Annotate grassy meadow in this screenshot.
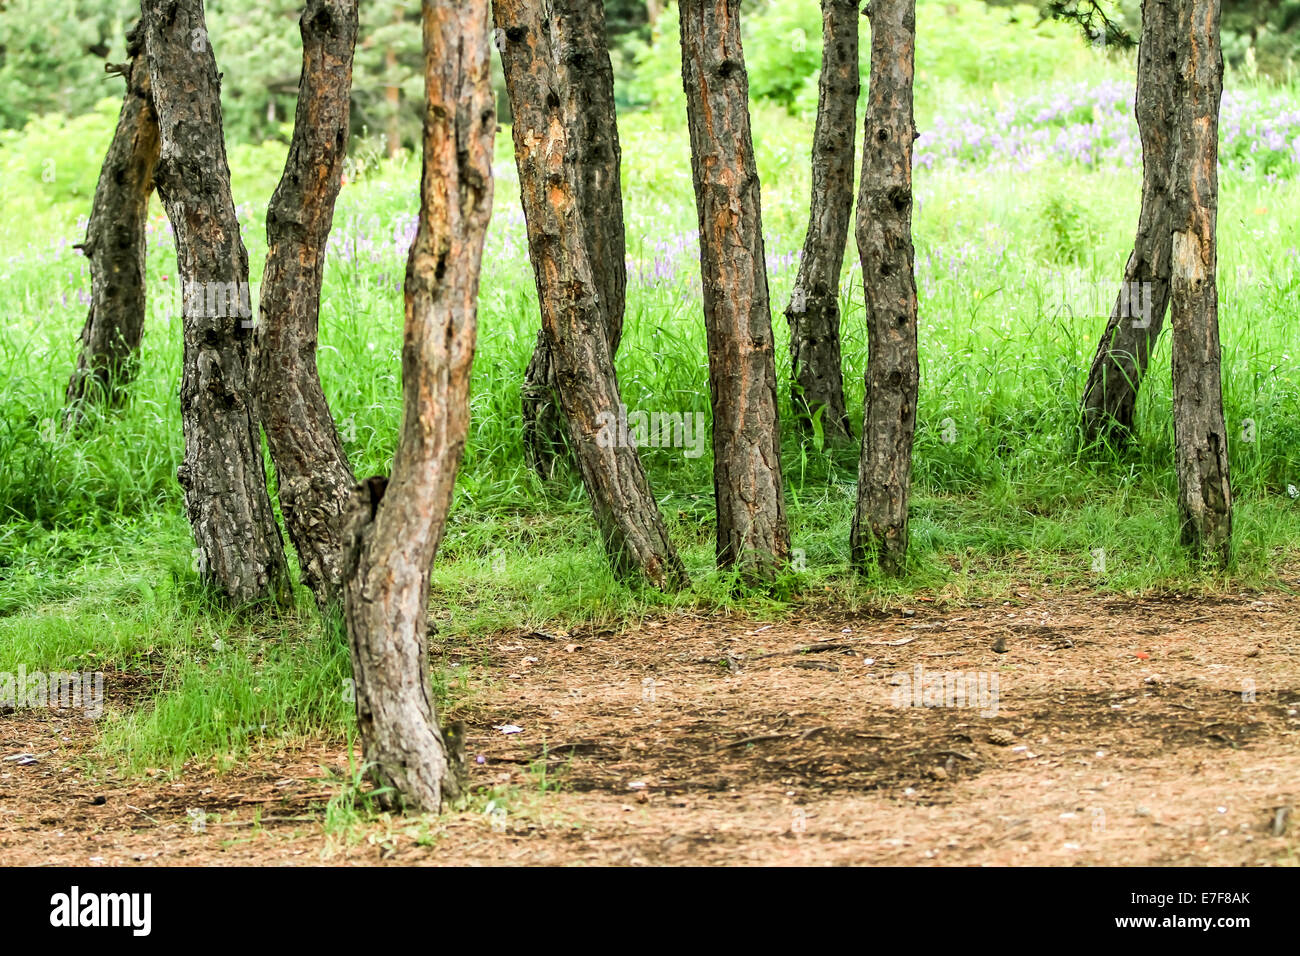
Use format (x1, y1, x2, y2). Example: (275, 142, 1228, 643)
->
(1, 0, 1299, 771)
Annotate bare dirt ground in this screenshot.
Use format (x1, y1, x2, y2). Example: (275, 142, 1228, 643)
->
(3, 588, 1299, 866)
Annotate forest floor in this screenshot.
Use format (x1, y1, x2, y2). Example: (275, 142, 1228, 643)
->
(3, 586, 1300, 866)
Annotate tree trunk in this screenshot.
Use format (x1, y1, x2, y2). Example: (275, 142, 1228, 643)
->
(141, 0, 291, 606)
(495, 0, 688, 590)
(785, 0, 858, 443)
(850, 0, 918, 576)
(65, 23, 159, 420)
(679, 0, 789, 579)
(1169, 0, 1231, 563)
(518, 0, 627, 481)
(342, 0, 495, 812)
(253, 0, 358, 611)
(1080, 0, 1178, 444)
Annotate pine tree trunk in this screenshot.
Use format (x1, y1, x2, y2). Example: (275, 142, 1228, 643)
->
(65, 24, 159, 420)
(1170, 0, 1232, 563)
(495, 0, 688, 590)
(679, 0, 789, 579)
(518, 0, 627, 481)
(1079, 0, 1178, 444)
(850, 0, 918, 576)
(785, 0, 858, 443)
(342, 0, 495, 812)
(141, 0, 291, 606)
(253, 0, 358, 610)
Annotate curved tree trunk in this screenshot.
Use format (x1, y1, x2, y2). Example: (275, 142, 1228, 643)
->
(65, 23, 159, 421)
(518, 0, 627, 481)
(850, 0, 918, 576)
(495, 0, 687, 591)
(141, 0, 291, 606)
(785, 0, 858, 443)
(1170, 0, 1231, 563)
(679, 0, 789, 579)
(342, 0, 495, 812)
(253, 0, 358, 610)
(1079, 0, 1178, 445)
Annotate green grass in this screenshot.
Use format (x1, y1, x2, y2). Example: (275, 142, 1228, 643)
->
(2, 5, 1299, 772)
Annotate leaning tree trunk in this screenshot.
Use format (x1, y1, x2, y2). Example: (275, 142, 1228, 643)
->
(495, 0, 687, 590)
(342, 0, 495, 812)
(518, 0, 627, 480)
(850, 0, 918, 576)
(141, 0, 291, 606)
(1169, 0, 1231, 563)
(1080, 0, 1178, 444)
(784, 0, 858, 443)
(680, 0, 790, 579)
(65, 23, 159, 420)
(253, 0, 358, 610)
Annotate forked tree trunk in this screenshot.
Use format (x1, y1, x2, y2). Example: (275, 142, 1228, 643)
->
(518, 0, 627, 480)
(141, 0, 291, 606)
(679, 0, 789, 578)
(342, 0, 495, 812)
(785, 0, 858, 443)
(65, 23, 159, 420)
(1169, 0, 1231, 563)
(495, 0, 687, 590)
(850, 0, 918, 576)
(253, 0, 358, 610)
(1080, 0, 1178, 444)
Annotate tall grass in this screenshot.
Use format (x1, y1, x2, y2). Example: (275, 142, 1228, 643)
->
(2, 11, 1299, 767)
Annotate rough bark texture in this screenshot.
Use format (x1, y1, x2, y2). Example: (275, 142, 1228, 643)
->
(495, 0, 687, 590)
(1080, 0, 1178, 444)
(65, 24, 159, 419)
(141, 0, 291, 606)
(518, 0, 627, 480)
(679, 0, 789, 578)
(850, 0, 918, 576)
(1169, 0, 1232, 563)
(342, 0, 495, 812)
(785, 0, 858, 443)
(253, 0, 358, 610)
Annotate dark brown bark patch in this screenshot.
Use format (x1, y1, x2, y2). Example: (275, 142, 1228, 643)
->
(65, 23, 159, 420)
(785, 0, 858, 443)
(1169, 0, 1232, 564)
(496, 0, 688, 591)
(253, 0, 359, 610)
(850, 0, 918, 576)
(518, 0, 628, 480)
(142, 0, 291, 606)
(1080, 0, 1178, 445)
(342, 0, 496, 812)
(679, 0, 790, 579)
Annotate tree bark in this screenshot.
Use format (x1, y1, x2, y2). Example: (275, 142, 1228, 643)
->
(1169, 0, 1231, 563)
(495, 0, 687, 590)
(679, 0, 789, 579)
(65, 23, 159, 420)
(342, 0, 495, 812)
(253, 0, 358, 611)
(785, 0, 857, 443)
(1079, 0, 1178, 444)
(518, 0, 627, 481)
(850, 0, 918, 576)
(141, 0, 291, 606)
